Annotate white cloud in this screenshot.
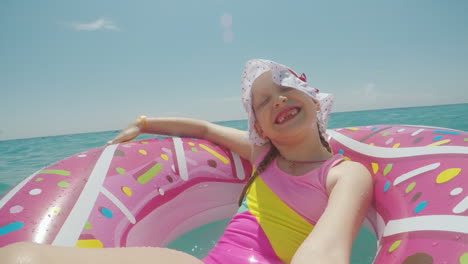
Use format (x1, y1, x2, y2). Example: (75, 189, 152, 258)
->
(364, 83, 375, 96)
(70, 18, 119, 31)
(223, 31, 233, 43)
(220, 13, 233, 43)
(220, 13, 232, 28)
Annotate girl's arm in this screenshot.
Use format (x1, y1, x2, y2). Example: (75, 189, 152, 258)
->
(291, 161, 373, 264)
(107, 116, 254, 162)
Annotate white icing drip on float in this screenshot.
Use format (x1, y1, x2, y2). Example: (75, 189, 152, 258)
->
(101, 187, 136, 224)
(173, 137, 189, 181)
(52, 144, 118, 247)
(232, 151, 246, 180)
(393, 163, 440, 186)
(326, 130, 468, 158)
(383, 215, 468, 237)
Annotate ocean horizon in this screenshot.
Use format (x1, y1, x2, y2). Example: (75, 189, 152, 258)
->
(2, 103, 467, 142)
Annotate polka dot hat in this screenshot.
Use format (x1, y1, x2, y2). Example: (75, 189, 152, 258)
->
(241, 59, 334, 146)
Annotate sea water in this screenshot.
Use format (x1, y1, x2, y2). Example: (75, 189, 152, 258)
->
(1, 103, 467, 262)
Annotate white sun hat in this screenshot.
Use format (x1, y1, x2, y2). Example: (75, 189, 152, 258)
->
(241, 59, 334, 146)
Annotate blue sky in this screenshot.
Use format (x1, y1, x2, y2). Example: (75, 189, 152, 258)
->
(1, 0, 467, 140)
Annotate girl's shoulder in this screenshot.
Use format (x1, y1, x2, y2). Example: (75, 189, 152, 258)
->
(326, 160, 371, 194)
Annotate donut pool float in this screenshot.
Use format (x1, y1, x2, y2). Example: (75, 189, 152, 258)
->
(0, 125, 467, 264)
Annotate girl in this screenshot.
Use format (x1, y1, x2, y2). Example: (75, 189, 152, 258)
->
(2, 59, 372, 264)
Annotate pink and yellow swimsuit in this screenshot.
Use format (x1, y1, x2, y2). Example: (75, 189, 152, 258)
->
(203, 151, 344, 264)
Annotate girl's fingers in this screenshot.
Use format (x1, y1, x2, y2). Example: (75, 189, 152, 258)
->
(107, 127, 139, 146)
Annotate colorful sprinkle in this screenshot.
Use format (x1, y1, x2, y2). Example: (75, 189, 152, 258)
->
(385, 138, 394, 145)
(433, 130, 460, 135)
(38, 170, 70, 176)
(453, 196, 468, 214)
(338, 149, 344, 155)
(76, 239, 103, 248)
(388, 240, 401, 252)
(121, 186, 132, 197)
(369, 143, 375, 146)
(157, 138, 165, 141)
(436, 168, 461, 183)
(100, 207, 113, 219)
(77, 154, 87, 158)
(402, 253, 433, 264)
(114, 150, 125, 156)
(397, 128, 405, 133)
(199, 144, 229, 164)
(405, 182, 416, 193)
(451, 187, 463, 196)
(433, 136, 443, 141)
(141, 141, 149, 144)
(136, 163, 163, 185)
(345, 127, 358, 130)
(84, 221, 92, 230)
(161, 154, 168, 160)
(166, 175, 173, 183)
(208, 160, 217, 168)
(383, 181, 391, 192)
(29, 188, 42, 195)
(464, 138, 468, 142)
(410, 192, 422, 202)
(383, 164, 393, 176)
(382, 132, 390, 137)
(394, 163, 441, 186)
(371, 127, 378, 130)
(343, 156, 351, 161)
(411, 129, 425, 136)
(9, 205, 23, 214)
(35, 178, 43, 182)
(139, 149, 147, 155)
(460, 252, 468, 264)
(0, 222, 24, 236)
(414, 201, 428, 213)
(427, 139, 451, 146)
(48, 206, 61, 215)
(371, 163, 379, 174)
(57, 181, 69, 188)
(116, 167, 126, 174)
(159, 188, 165, 195)
(191, 148, 198, 152)
(188, 142, 195, 146)
(413, 137, 423, 144)
(392, 143, 400, 148)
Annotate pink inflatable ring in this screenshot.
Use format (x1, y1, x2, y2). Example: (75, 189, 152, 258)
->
(0, 124, 467, 264)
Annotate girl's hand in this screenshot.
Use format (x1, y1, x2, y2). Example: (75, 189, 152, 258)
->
(106, 116, 146, 145)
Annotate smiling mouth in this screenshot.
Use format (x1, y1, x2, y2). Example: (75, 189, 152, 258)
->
(275, 107, 301, 124)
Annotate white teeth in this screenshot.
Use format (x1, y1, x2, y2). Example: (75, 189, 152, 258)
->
(277, 108, 298, 124)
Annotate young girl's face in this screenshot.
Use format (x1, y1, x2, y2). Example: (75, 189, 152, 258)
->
(251, 71, 320, 143)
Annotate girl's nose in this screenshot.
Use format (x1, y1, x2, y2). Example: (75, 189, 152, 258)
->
(274, 95, 288, 108)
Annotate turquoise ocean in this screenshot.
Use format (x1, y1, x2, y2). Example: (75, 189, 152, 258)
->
(1, 103, 467, 262)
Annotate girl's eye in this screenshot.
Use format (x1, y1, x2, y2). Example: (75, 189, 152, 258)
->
(257, 97, 270, 109)
(280, 87, 293, 93)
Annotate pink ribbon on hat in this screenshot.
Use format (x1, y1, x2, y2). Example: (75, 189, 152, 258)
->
(288, 69, 307, 82)
(288, 69, 320, 94)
